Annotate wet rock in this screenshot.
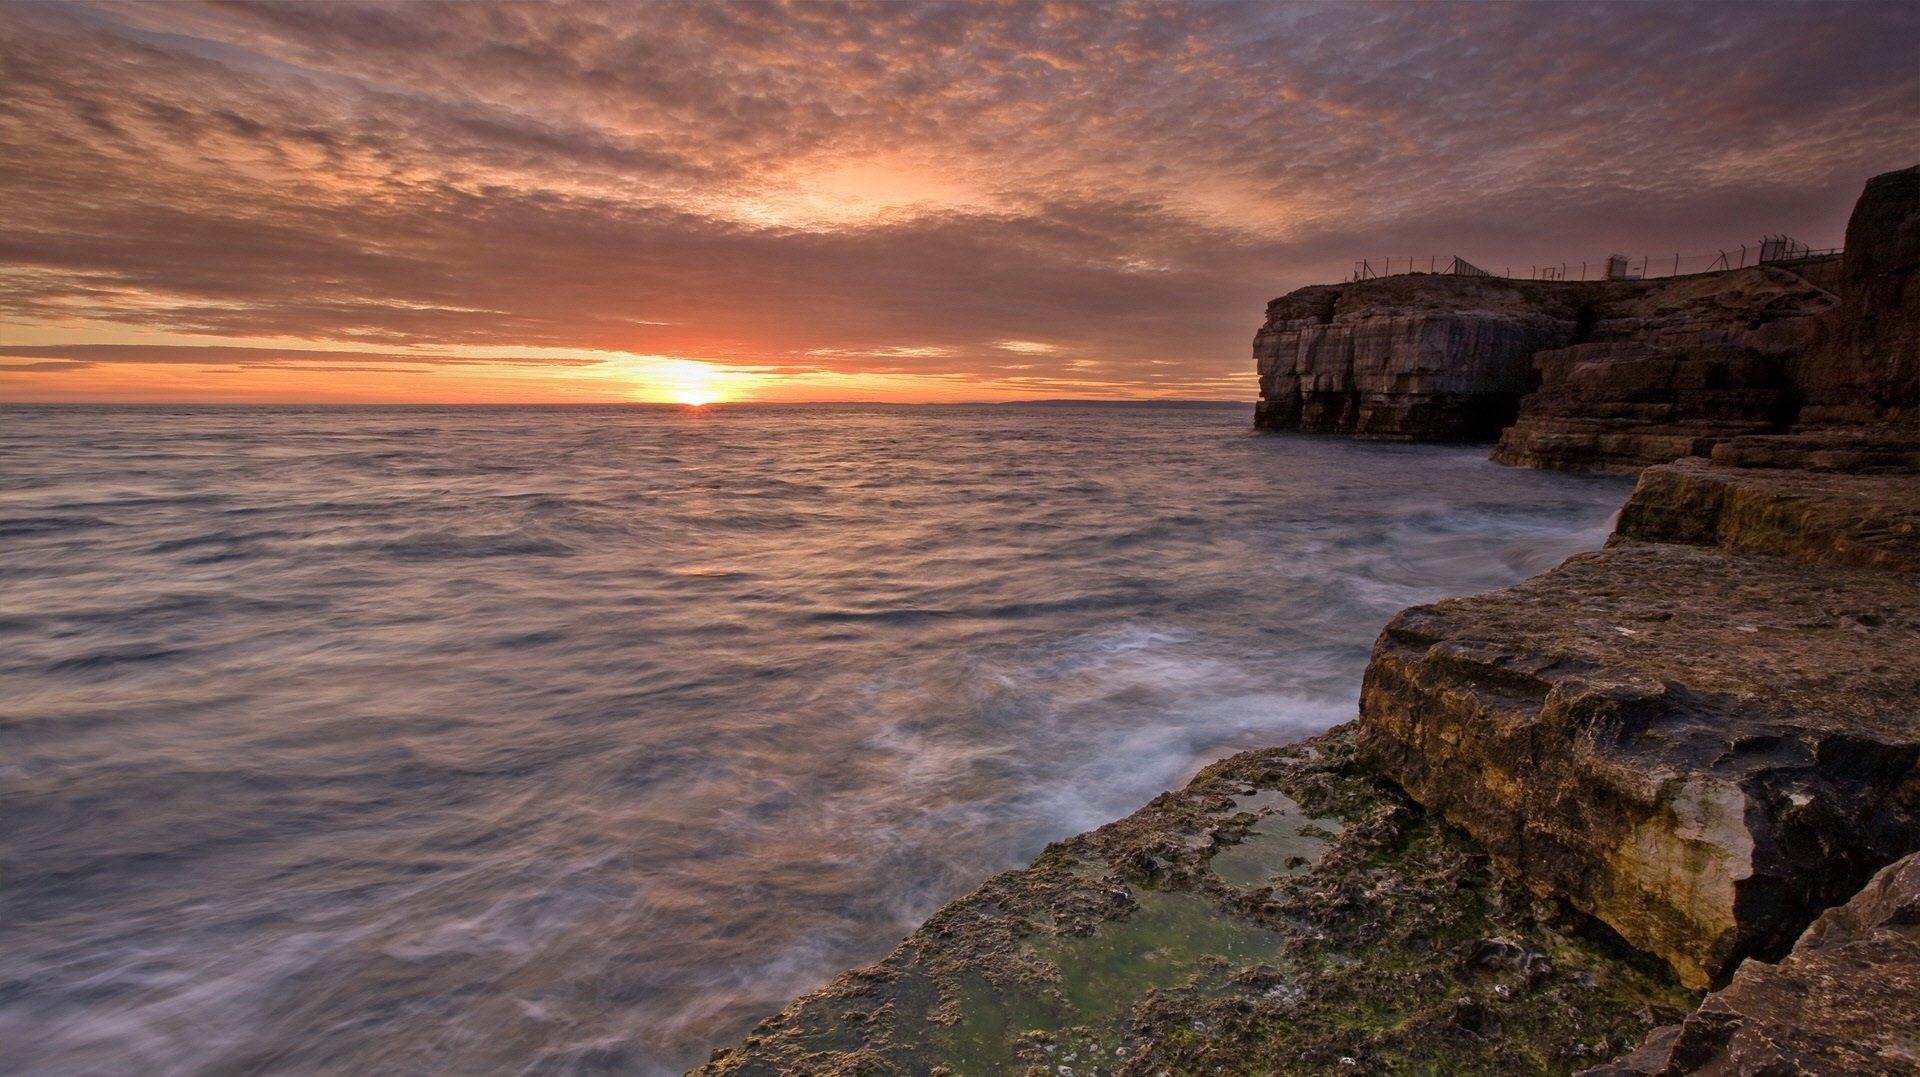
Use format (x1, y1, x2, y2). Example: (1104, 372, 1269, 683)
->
(694, 728, 1693, 1076)
(1357, 542, 1920, 989)
(1584, 852, 1920, 1076)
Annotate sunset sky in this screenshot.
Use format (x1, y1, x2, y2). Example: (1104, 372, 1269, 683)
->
(3, 1, 1917, 404)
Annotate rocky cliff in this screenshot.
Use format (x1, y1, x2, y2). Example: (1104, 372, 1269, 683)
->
(1252, 276, 1580, 440)
(1797, 165, 1920, 425)
(1252, 268, 1836, 457)
(1489, 265, 1837, 471)
(1258, 163, 1920, 474)
(699, 168, 1920, 1075)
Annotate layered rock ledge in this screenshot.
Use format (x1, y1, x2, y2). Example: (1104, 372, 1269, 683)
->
(1357, 540, 1920, 989)
(1354, 426, 1920, 1070)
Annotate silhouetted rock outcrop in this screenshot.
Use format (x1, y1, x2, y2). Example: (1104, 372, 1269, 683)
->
(1257, 163, 1920, 472)
(1796, 164, 1920, 425)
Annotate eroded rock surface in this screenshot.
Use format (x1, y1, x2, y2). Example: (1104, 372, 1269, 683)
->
(1796, 164, 1920, 425)
(1487, 267, 1838, 471)
(696, 728, 1695, 1076)
(1585, 852, 1920, 1076)
(1357, 543, 1920, 990)
(1253, 267, 1837, 450)
(1612, 451, 1920, 572)
(1252, 276, 1575, 440)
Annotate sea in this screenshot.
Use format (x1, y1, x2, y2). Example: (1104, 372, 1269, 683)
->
(0, 403, 1634, 1076)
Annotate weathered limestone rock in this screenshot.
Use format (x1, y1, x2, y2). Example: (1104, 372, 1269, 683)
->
(1488, 268, 1839, 471)
(1254, 296, 1572, 440)
(1612, 453, 1920, 573)
(1584, 852, 1920, 1075)
(1796, 164, 1920, 425)
(1252, 275, 1595, 440)
(1490, 342, 1794, 472)
(1254, 266, 1838, 452)
(1357, 543, 1920, 989)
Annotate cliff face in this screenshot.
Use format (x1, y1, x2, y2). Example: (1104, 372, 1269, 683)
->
(1253, 277, 1580, 440)
(1254, 311, 1566, 440)
(1795, 164, 1920, 425)
(1490, 268, 1838, 471)
(1253, 268, 1836, 456)
(1256, 163, 1919, 472)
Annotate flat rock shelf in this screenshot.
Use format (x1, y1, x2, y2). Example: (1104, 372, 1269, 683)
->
(695, 728, 1696, 1076)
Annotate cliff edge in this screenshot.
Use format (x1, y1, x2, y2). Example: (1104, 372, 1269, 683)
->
(1255, 163, 1920, 474)
(696, 166, 1920, 1075)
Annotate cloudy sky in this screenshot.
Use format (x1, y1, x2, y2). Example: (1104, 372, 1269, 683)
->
(2, 0, 1916, 403)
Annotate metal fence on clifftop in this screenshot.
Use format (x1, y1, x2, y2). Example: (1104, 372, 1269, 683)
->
(1350, 236, 1841, 283)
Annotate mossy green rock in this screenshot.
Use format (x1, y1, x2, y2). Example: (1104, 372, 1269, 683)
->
(695, 728, 1693, 1075)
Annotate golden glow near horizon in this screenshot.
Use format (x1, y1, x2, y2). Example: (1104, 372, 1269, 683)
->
(2, 3, 1914, 404)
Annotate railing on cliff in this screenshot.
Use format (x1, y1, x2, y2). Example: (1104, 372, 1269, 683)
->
(1350, 236, 1841, 283)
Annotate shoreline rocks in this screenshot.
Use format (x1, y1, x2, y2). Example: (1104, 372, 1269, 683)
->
(1356, 536, 1920, 990)
(694, 730, 1696, 1076)
(1582, 852, 1920, 1076)
(695, 163, 1920, 1074)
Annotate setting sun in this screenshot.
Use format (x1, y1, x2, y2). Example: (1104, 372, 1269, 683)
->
(625, 356, 745, 406)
